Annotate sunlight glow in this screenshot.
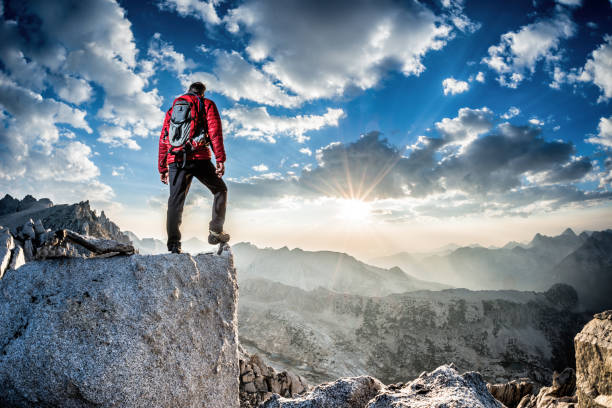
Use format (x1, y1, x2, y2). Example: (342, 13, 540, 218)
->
(337, 199, 372, 221)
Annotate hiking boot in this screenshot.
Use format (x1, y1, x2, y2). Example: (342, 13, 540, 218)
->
(208, 229, 230, 245)
(168, 243, 182, 254)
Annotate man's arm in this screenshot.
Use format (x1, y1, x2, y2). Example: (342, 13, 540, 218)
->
(205, 99, 226, 165)
(158, 108, 172, 183)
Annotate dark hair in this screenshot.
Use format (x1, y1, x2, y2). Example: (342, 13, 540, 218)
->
(188, 82, 206, 95)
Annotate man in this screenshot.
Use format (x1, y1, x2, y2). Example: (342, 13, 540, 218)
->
(158, 82, 229, 254)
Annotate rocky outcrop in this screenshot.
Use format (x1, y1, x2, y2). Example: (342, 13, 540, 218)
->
(0, 252, 239, 408)
(574, 310, 612, 408)
(0, 198, 130, 245)
(240, 278, 588, 385)
(261, 375, 383, 408)
(516, 368, 576, 408)
(488, 378, 538, 408)
(239, 347, 309, 408)
(368, 365, 502, 408)
(261, 364, 501, 408)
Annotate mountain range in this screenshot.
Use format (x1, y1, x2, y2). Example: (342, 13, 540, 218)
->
(369, 228, 610, 312)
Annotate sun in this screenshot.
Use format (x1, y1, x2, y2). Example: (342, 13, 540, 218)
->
(337, 199, 371, 221)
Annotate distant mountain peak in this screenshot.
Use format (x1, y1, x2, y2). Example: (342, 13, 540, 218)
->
(562, 228, 576, 236)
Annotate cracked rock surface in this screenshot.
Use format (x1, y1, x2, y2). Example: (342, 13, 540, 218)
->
(0, 252, 239, 408)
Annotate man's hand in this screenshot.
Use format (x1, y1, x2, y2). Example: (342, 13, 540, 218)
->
(216, 162, 225, 177)
(160, 172, 168, 184)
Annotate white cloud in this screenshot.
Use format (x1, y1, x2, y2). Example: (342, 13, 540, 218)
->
(0, 0, 165, 151)
(575, 35, 612, 102)
(555, 0, 582, 6)
(157, 0, 221, 24)
(51, 75, 94, 105)
(435, 107, 493, 147)
(501, 106, 520, 119)
(183, 51, 301, 108)
(470, 71, 485, 83)
(112, 166, 126, 177)
(252, 164, 269, 172)
(148, 33, 195, 76)
(299, 147, 312, 156)
(98, 125, 141, 150)
(587, 116, 612, 148)
(442, 77, 469, 95)
(223, 0, 453, 101)
(223, 105, 345, 143)
(483, 11, 576, 88)
(529, 118, 544, 126)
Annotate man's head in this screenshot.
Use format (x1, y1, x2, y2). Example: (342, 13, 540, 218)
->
(188, 82, 206, 96)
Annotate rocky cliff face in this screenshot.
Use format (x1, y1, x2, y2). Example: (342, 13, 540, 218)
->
(239, 278, 588, 385)
(574, 310, 612, 408)
(0, 251, 239, 408)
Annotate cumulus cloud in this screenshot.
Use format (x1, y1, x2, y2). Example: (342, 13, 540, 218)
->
(223, 105, 345, 143)
(0, 0, 164, 153)
(183, 51, 302, 108)
(0, 0, 167, 205)
(148, 33, 196, 76)
(299, 147, 312, 156)
(98, 125, 142, 150)
(434, 107, 493, 147)
(157, 0, 221, 24)
(222, 0, 453, 101)
(587, 115, 612, 148)
(483, 11, 576, 88)
(575, 35, 612, 102)
(442, 77, 469, 95)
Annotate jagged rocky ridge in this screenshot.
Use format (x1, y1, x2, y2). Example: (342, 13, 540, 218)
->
(0, 195, 130, 244)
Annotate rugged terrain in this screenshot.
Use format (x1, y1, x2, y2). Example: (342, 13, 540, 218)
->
(240, 279, 588, 385)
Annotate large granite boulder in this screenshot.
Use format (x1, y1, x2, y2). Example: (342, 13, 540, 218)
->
(575, 310, 612, 408)
(0, 252, 239, 408)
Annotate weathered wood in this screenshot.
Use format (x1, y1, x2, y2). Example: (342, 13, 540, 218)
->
(60, 229, 135, 255)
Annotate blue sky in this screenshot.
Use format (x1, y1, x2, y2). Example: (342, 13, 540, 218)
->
(0, 0, 611, 256)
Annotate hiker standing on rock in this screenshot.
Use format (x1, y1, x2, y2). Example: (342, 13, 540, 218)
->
(158, 82, 230, 254)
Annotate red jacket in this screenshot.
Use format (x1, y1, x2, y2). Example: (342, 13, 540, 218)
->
(158, 95, 226, 174)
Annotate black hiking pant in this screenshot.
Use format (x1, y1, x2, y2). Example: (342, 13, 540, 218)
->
(167, 160, 227, 249)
